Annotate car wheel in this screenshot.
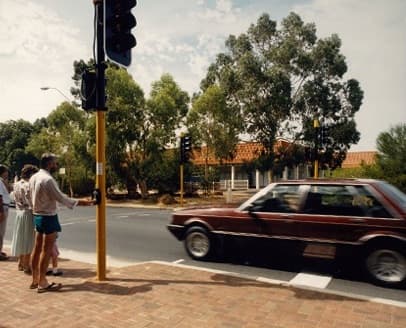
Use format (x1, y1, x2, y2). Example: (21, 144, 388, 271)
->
(184, 226, 213, 261)
(365, 247, 406, 287)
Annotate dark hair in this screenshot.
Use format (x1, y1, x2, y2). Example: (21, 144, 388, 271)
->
(40, 153, 57, 169)
(0, 164, 9, 176)
(21, 164, 39, 179)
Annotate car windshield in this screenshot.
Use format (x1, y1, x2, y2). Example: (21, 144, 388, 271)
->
(376, 181, 406, 211)
(237, 184, 276, 211)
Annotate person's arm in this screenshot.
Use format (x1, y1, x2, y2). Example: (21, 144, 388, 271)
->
(77, 198, 96, 206)
(48, 179, 95, 207)
(0, 195, 4, 221)
(47, 179, 78, 209)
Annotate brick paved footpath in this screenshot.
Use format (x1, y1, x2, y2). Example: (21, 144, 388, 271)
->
(1, 254, 406, 328)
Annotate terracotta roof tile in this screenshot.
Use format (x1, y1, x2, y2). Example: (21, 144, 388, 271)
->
(341, 151, 377, 168)
(191, 141, 377, 169)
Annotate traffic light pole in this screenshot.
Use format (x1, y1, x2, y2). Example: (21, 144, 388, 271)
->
(180, 164, 184, 206)
(313, 119, 319, 179)
(94, 0, 106, 281)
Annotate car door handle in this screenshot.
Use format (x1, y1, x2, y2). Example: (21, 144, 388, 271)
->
(350, 218, 366, 223)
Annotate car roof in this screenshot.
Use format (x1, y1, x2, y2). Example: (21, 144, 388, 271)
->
(272, 178, 379, 185)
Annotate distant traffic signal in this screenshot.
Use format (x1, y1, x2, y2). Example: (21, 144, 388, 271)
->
(104, 0, 137, 67)
(180, 135, 192, 163)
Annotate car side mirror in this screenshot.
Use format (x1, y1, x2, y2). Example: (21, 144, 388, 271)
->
(247, 203, 262, 219)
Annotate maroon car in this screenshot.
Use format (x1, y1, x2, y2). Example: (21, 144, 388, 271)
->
(168, 179, 406, 287)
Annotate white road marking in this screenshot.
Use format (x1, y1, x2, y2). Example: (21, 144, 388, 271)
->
(60, 222, 75, 226)
(87, 219, 96, 223)
(289, 272, 332, 289)
(173, 259, 184, 264)
(117, 215, 129, 219)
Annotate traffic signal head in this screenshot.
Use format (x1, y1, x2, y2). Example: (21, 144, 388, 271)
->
(183, 136, 192, 152)
(81, 70, 97, 111)
(180, 135, 192, 163)
(104, 0, 137, 67)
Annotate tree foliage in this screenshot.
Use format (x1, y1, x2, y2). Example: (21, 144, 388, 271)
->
(26, 101, 91, 195)
(375, 123, 406, 191)
(188, 85, 242, 175)
(0, 120, 38, 177)
(71, 59, 189, 197)
(201, 12, 363, 171)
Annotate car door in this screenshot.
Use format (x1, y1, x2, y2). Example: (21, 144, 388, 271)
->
(293, 183, 402, 244)
(249, 184, 304, 238)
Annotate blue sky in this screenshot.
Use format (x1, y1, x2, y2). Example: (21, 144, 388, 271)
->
(1, 0, 405, 151)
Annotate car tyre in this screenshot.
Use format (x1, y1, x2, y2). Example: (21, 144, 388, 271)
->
(365, 246, 406, 288)
(184, 226, 214, 261)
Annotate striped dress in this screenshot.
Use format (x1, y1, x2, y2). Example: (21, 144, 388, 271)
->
(11, 179, 35, 256)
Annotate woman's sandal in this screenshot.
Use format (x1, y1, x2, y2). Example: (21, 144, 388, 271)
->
(37, 282, 62, 293)
(29, 283, 38, 289)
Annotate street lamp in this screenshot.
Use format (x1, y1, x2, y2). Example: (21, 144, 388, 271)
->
(40, 86, 71, 102)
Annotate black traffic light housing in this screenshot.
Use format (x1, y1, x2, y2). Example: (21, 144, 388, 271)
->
(180, 135, 192, 163)
(81, 70, 97, 111)
(104, 0, 137, 67)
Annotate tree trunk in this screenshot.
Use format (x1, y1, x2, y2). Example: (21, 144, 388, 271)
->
(139, 180, 148, 199)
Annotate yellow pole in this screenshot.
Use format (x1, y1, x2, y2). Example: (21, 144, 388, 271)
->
(96, 111, 106, 281)
(313, 119, 320, 179)
(180, 164, 184, 206)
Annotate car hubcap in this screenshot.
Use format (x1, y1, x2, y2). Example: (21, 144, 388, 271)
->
(186, 232, 209, 258)
(367, 249, 406, 283)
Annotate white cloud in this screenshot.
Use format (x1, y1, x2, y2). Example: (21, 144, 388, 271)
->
(0, 0, 91, 122)
(293, 0, 406, 150)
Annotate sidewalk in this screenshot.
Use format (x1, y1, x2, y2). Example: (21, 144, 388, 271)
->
(1, 253, 406, 328)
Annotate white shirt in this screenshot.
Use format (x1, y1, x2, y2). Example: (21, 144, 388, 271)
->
(29, 169, 78, 216)
(0, 177, 10, 205)
(13, 179, 31, 210)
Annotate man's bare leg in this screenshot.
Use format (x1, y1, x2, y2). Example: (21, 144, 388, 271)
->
(30, 232, 43, 287)
(38, 232, 57, 288)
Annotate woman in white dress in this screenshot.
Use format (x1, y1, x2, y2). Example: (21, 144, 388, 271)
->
(11, 164, 39, 272)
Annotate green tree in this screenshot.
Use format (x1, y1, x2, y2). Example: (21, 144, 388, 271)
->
(71, 61, 189, 197)
(102, 66, 146, 197)
(0, 120, 38, 178)
(188, 85, 242, 180)
(26, 102, 91, 195)
(142, 74, 189, 195)
(201, 12, 363, 172)
(375, 123, 406, 191)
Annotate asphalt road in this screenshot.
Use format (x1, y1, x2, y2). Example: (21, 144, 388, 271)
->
(4, 206, 406, 305)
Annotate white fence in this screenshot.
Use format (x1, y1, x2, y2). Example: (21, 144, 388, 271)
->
(219, 179, 249, 190)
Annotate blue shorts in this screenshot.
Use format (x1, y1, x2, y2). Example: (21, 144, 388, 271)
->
(34, 215, 61, 235)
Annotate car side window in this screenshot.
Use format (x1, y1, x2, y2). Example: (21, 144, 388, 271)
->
(253, 185, 300, 213)
(353, 186, 393, 218)
(302, 185, 364, 216)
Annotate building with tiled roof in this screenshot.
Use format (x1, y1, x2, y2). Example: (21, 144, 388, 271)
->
(190, 141, 377, 190)
(192, 140, 288, 166)
(341, 151, 377, 168)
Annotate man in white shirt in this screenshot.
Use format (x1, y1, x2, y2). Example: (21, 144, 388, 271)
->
(29, 153, 94, 293)
(0, 164, 11, 261)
